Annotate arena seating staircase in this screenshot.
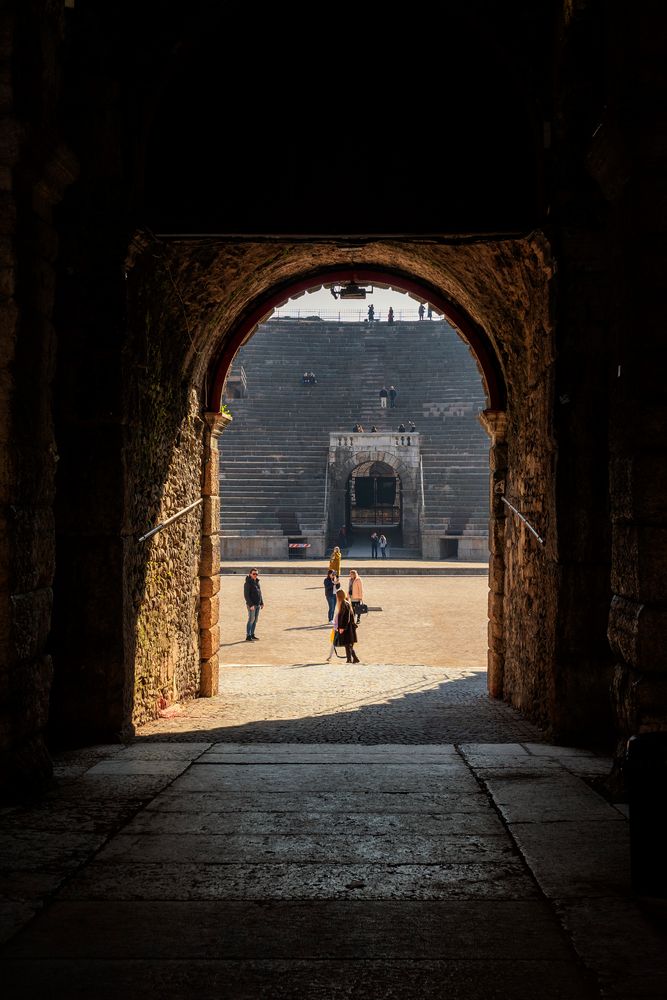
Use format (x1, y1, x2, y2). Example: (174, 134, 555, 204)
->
(219, 318, 490, 549)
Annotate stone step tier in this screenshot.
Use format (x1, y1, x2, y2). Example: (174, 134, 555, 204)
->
(219, 319, 490, 554)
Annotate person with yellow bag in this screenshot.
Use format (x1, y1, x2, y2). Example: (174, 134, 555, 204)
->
(325, 591, 341, 662)
(326, 589, 359, 662)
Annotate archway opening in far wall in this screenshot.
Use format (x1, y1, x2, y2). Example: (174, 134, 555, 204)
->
(348, 461, 402, 549)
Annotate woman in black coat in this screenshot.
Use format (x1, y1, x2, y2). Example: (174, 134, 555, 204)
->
(335, 590, 359, 663)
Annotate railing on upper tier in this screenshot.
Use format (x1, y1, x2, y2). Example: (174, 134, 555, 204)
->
(269, 310, 445, 324)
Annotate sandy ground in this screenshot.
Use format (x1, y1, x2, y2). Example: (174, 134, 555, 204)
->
(218, 574, 489, 668)
(135, 574, 548, 743)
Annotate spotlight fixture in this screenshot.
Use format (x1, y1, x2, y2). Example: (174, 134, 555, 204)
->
(329, 283, 374, 300)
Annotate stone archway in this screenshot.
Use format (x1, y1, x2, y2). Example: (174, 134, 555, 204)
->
(8, 0, 660, 796)
(327, 435, 420, 551)
(200, 263, 512, 715)
(81, 237, 586, 747)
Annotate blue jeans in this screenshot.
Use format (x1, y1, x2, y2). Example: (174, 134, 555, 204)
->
(326, 594, 336, 621)
(371, 542, 378, 558)
(246, 605, 260, 637)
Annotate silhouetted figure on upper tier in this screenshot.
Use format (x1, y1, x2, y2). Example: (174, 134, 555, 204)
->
(387, 307, 394, 324)
(367, 303, 375, 323)
(418, 303, 425, 320)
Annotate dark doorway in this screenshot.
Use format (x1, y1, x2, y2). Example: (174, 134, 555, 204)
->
(440, 538, 460, 559)
(347, 462, 402, 543)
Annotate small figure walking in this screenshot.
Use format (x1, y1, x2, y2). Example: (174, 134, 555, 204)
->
(427, 304, 433, 320)
(389, 385, 397, 408)
(387, 306, 394, 324)
(367, 303, 375, 323)
(418, 303, 425, 320)
(379, 386, 388, 409)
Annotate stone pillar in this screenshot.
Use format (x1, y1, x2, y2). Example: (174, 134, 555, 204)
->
(479, 409, 508, 699)
(0, 3, 78, 789)
(199, 411, 231, 696)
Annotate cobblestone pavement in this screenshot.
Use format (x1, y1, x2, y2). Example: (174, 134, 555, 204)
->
(136, 576, 547, 745)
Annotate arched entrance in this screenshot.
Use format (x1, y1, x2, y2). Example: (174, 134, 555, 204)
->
(8, 0, 650, 795)
(347, 461, 402, 547)
(205, 266, 508, 701)
(90, 237, 604, 748)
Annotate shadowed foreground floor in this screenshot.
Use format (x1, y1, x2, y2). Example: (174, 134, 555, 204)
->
(2, 580, 666, 998)
(1, 742, 666, 999)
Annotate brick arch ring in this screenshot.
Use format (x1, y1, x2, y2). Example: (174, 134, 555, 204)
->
(209, 267, 507, 414)
(340, 451, 410, 484)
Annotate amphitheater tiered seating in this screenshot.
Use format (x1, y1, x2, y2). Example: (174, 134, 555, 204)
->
(219, 318, 490, 558)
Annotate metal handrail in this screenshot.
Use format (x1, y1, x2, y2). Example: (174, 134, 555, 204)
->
(271, 309, 444, 324)
(138, 498, 203, 543)
(501, 497, 545, 545)
(323, 460, 329, 517)
(420, 455, 425, 513)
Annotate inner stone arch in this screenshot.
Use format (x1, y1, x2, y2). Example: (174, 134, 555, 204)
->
(68, 235, 564, 745)
(209, 266, 507, 417)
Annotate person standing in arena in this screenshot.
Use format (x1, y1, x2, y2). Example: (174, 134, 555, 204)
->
(243, 568, 264, 641)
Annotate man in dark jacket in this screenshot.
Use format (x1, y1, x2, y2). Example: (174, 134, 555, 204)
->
(324, 569, 337, 624)
(243, 568, 264, 641)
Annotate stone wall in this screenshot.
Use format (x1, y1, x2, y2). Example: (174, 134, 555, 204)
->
(221, 535, 290, 561)
(0, 3, 76, 790)
(600, 8, 667, 752)
(122, 258, 209, 727)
